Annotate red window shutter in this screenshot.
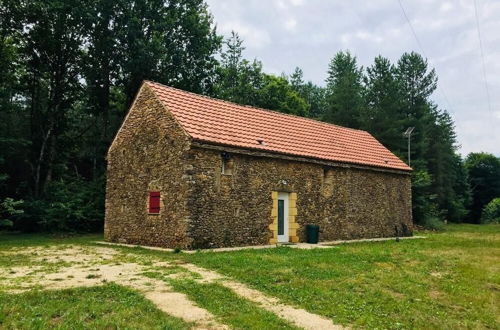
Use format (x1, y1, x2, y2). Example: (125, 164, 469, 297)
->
(149, 191, 161, 213)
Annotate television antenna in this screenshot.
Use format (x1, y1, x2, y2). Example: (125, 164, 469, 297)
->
(403, 127, 415, 166)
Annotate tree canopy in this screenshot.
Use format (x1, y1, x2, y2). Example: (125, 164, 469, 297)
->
(0, 0, 496, 231)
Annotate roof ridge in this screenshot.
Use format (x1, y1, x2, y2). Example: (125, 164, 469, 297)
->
(143, 80, 411, 172)
(144, 80, 369, 135)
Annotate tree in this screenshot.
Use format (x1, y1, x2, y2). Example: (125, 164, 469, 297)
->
(289, 67, 305, 91)
(257, 74, 309, 116)
(0, 0, 224, 232)
(410, 170, 442, 229)
(20, 0, 89, 197)
(425, 109, 470, 222)
(325, 51, 363, 128)
(215, 31, 265, 105)
(289, 67, 327, 119)
(82, 0, 121, 177)
(449, 154, 472, 222)
(362, 56, 404, 151)
(394, 52, 437, 168)
(481, 198, 500, 224)
(465, 153, 500, 222)
(115, 0, 222, 105)
(216, 31, 245, 101)
(215, 34, 308, 116)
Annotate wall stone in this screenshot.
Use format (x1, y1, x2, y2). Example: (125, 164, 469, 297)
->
(105, 85, 192, 248)
(186, 147, 412, 249)
(106, 85, 412, 249)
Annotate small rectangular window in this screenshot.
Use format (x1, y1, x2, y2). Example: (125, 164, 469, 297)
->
(221, 156, 234, 175)
(149, 191, 161, 214)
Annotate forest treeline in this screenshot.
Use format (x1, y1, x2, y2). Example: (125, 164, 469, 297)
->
(1, 0, 499, 232)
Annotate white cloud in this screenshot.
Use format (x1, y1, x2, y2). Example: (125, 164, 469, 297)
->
(440, 2, 453, 12)
(218, 21, 271, 49)
(284, 18, 297, 31)
(288, 0, 304, 6)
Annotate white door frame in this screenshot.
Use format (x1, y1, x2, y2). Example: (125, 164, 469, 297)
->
(277, 192, 289, 243)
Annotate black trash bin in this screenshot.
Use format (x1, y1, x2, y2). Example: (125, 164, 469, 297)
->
(306, 224, 319, 244)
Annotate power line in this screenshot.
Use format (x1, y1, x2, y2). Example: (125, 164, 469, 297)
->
(397, 0, 427, 58)
(397, 0, 455, 116)
(473, 0, 495, 124)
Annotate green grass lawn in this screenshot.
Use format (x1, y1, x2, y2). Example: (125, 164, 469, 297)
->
(0, 224, 499, 329)
(168, 279, 299, 330)
(176, 224, 500, 329)
(0, 232, 102, 249)
(0, 283, 190, 329)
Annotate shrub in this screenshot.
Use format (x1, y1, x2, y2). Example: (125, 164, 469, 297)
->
(15, 176, 104, 232)
(481, 198, 500, 224)
(420, 215, 445, 231)
(0, 197, 24, 229)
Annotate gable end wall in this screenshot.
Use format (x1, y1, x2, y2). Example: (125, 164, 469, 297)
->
(105, 85, 192, 248)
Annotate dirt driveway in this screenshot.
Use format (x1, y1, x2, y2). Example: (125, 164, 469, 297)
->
(0, 245, 343, 330)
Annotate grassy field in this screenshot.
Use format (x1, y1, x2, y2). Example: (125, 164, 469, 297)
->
(178, 224, 500, 329)
(0, 284, 190, 329)
(0, 224, 499, 329)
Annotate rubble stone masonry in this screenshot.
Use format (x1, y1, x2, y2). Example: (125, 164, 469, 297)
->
(105, 85, 413, 249)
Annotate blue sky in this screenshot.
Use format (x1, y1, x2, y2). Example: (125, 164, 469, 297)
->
(205, 0, 500, 156)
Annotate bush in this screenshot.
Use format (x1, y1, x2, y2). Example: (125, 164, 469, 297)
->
(420, 215, 445, 231)
(0, 197, 24, 229)
(15, 176, 105, 232)
(481, 198, 500, 224)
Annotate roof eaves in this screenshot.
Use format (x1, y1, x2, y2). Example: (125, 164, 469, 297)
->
(192, 139, 412, 174)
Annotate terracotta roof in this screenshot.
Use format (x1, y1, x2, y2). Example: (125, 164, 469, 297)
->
(145, 81, 411, 172)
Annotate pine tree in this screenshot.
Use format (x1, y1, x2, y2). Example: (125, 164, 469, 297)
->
(363, 56, 404, 151)
(289, 67, 327, 119)
(325, 51, 363, 128)
(289, 67, 305, 92)
(216, 31, 245, 102)
(394, 52, 437, 169)
(425, 108, 470, 222)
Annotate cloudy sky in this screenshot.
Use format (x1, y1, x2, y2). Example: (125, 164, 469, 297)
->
(205, 0, 500, 156)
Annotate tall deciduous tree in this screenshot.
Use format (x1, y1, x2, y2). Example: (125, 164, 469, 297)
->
(21, 0, 88, 197)
(83, 0, 120, 177)
(115, 0, 222, 105)
(465, 153, 500, 222)
(257, 74, 309, 116)
(0, 0, 224, 231)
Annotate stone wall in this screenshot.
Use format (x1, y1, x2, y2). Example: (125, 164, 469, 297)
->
(105, 84, 412, 249)
(105, 85, 192, 248)
(186, 147, 412, 249)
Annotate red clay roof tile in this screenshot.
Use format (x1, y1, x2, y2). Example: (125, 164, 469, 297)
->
(145, 81, 411, 172)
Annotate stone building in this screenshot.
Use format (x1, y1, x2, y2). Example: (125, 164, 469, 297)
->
(105, 81, 413, 249)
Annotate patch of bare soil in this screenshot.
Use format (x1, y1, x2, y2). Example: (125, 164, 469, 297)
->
(1, 245, 345, 330)
(429, 290, 442, 299)
(178, 263, 345, 330)
(0, 246, 227, 330)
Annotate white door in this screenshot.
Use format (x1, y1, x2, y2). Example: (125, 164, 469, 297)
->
(277, 192, 289, 243)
